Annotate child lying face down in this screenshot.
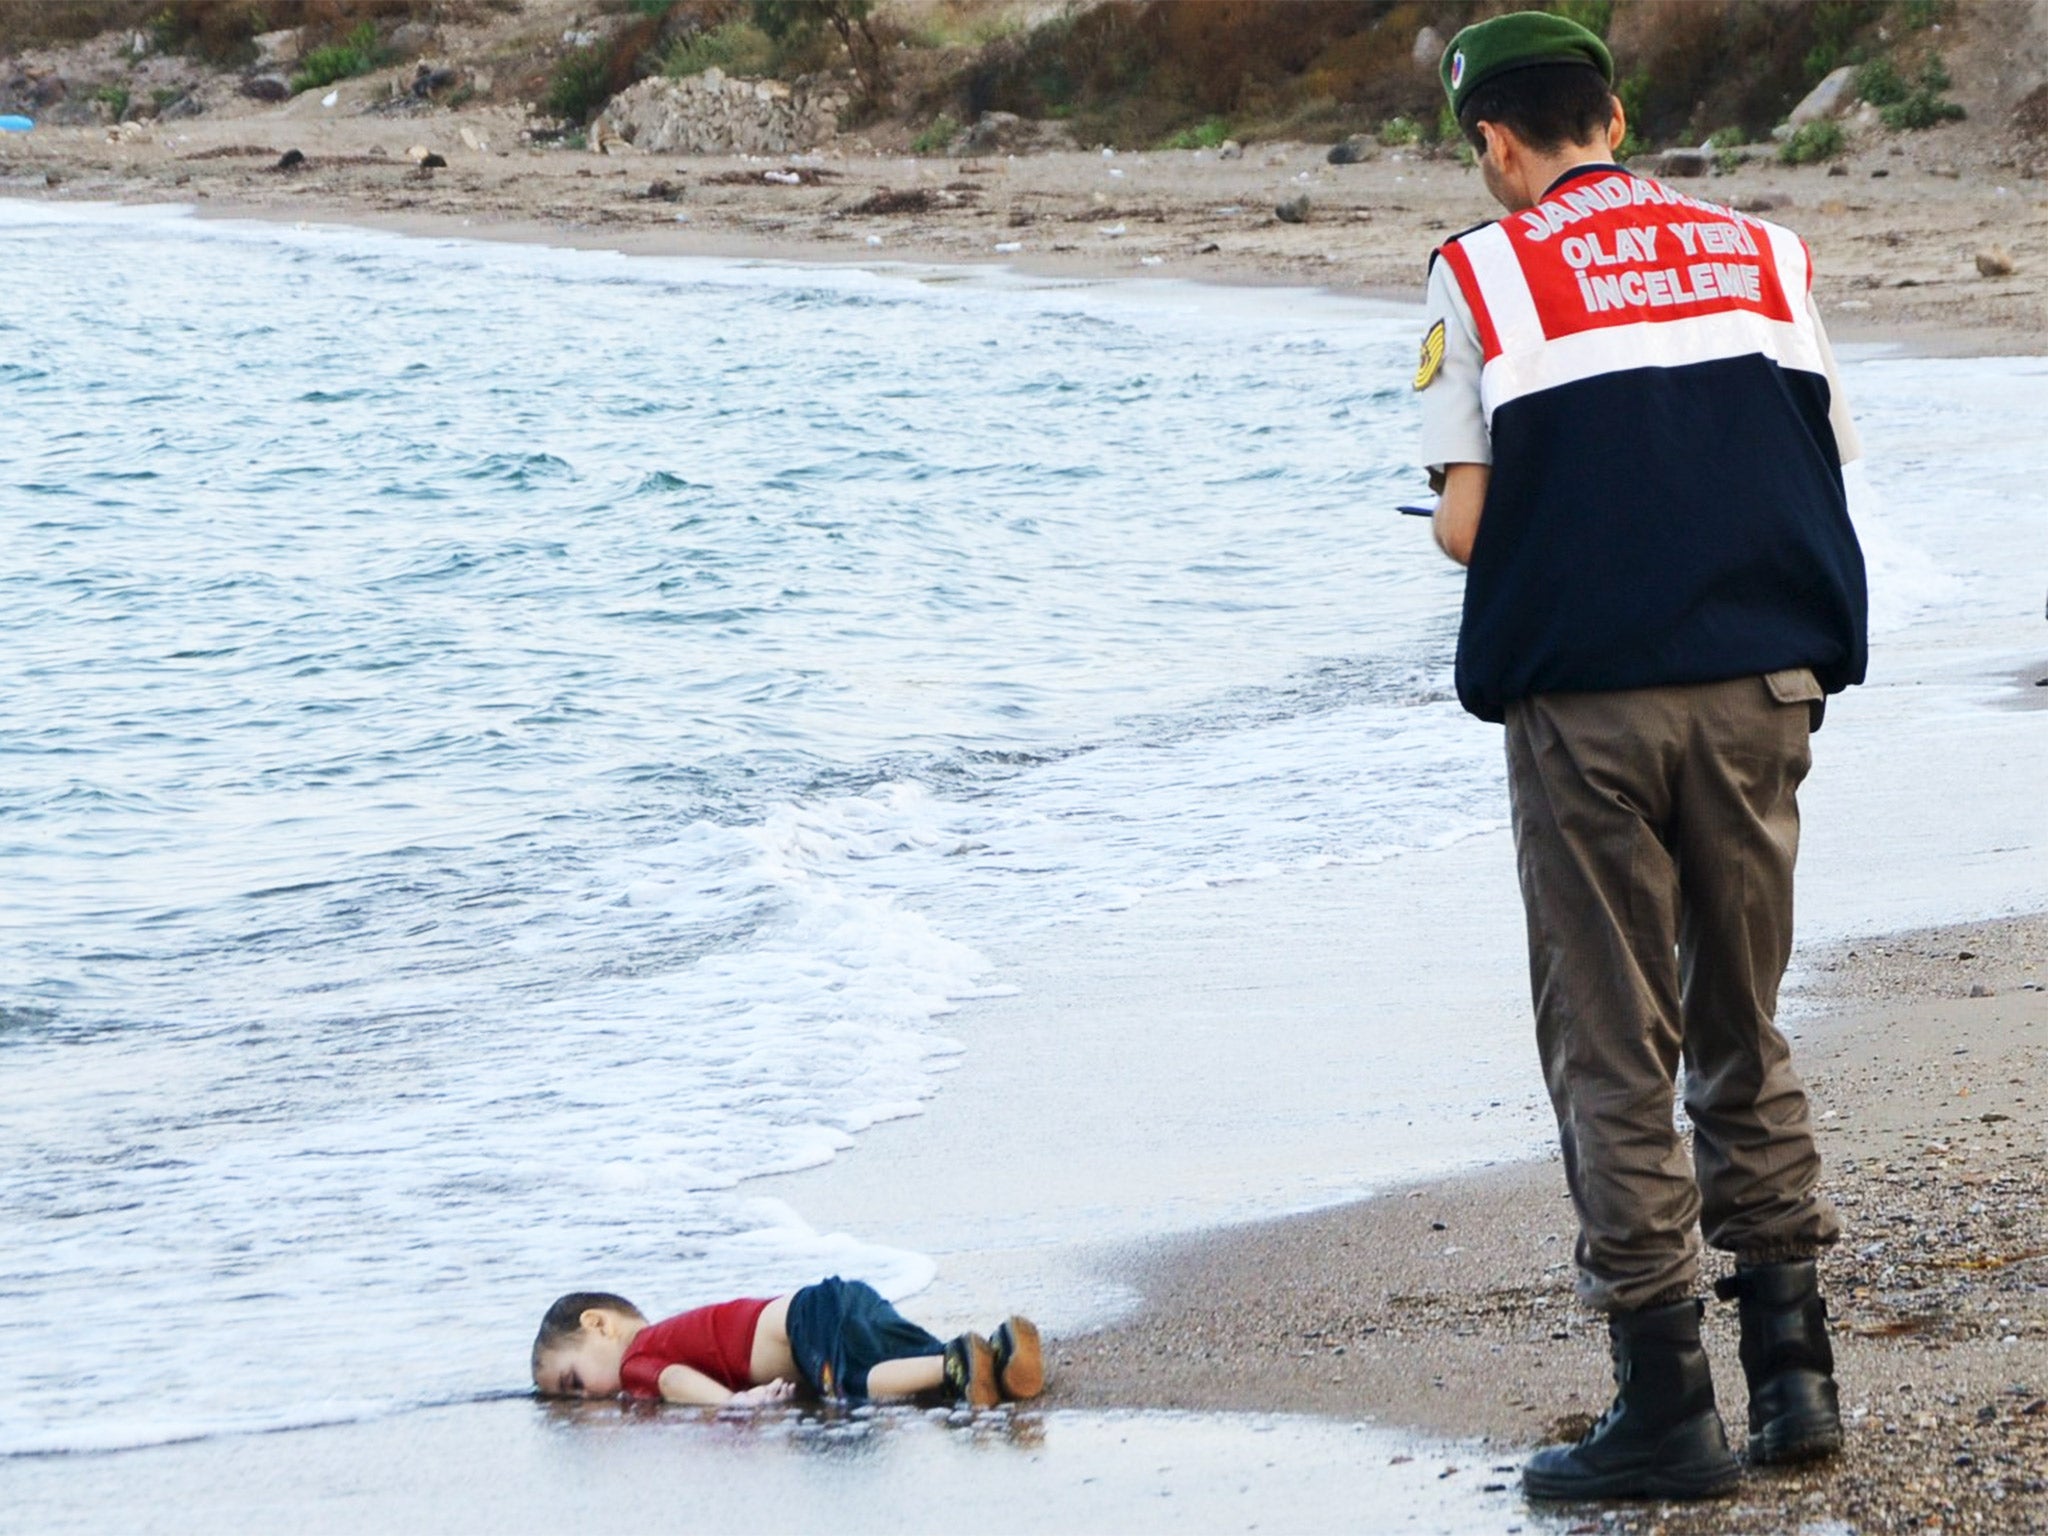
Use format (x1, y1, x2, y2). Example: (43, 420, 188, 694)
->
(531, 1275, 1043, 1410)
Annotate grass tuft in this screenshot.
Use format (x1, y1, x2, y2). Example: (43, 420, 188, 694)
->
(1779, 119, 1845, 164)
(290, 22, 384, 95)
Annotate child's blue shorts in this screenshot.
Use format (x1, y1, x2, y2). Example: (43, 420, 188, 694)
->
(786, 1276, 944, 1399)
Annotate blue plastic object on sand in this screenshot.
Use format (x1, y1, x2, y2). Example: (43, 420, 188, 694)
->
(0, 115, 34, 132)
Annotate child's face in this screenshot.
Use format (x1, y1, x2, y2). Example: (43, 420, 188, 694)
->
(533, 1310, 635, 1398)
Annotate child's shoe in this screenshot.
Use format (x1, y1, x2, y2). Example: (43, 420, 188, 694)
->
(990, 1316, 1044, 1400)
(943, 1332, 1000, 1409)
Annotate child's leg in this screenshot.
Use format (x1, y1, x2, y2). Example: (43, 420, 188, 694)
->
(864, 1355, 947, 1397)
(830, 1280, 947, 1397)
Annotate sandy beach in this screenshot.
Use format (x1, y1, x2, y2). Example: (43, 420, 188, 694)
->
(3, 77, 2047, 357)
(8, 16, 2048, 1527)
(1056, 915, 2048, 1535)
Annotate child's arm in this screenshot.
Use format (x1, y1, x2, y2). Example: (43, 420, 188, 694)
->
(655, 1364, 795, 1408)
(655, 1362, 739, 1405)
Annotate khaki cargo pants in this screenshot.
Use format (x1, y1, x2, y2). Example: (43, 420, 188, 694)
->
(1505, 672, 1842, 1314)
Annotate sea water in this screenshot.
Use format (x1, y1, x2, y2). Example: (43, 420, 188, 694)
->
(2, 202, 2042, 1456)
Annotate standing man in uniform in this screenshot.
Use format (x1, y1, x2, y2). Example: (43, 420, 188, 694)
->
(1415, 13, 1869, 1502)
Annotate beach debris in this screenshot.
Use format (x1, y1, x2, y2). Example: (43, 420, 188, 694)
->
(849, 186, 930, 215)
(1217, 140, 1243, 160)
(321, 89, 339, 109)
(643, 178, 683, 201)
(1275, 194, 1312, 224)
(406, 144, 440, 166)
(274, 148, 306, 172)
(459, 126, 488, 154)
(1097, 222, 1126, 237)
(1327, 135, 1373, 165)
(1733, 190, 1793, 212)
(1140, 255, 1164, 266)
(865, 234, 883, 246)
(241, 75, 290, 104)
(713, 165, 836, 188)
(1975, 245, 2016, 278)
(993, 241, 1022, 253)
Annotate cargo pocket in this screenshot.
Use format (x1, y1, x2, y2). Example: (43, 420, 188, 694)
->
(1763, 667, 1826, 732)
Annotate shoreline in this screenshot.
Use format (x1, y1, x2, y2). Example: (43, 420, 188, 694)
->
(4, 102, 2044, 357)
(8, 130, 2046, 1531)
(11, 910, 2041, 1536)
(1048, 911, 2048, 1532)
(9, 179, 2039, 364)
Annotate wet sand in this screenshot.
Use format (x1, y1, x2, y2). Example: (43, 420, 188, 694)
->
(1055, 916, 2048, 1535)
(19, 903, 2042, 1535)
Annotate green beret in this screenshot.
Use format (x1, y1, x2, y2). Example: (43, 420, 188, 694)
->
(1440, 12, 1614, 118)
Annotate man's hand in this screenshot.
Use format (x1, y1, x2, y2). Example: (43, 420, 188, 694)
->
(727, 1379, 796, 1408)
(1433, 463, 1491, 566)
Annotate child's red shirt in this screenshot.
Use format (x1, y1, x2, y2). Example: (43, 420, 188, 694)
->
(619, 1298, 773, 1397)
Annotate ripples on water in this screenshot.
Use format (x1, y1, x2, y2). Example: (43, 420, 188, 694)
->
(1, 204, 1498, 1451)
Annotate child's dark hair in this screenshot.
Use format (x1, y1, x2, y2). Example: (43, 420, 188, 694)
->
(1458, 62, 1615, 154)
(531, 1291, 642, 1368)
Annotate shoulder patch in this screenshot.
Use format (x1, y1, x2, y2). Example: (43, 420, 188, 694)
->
(1413, 319, 1447, 391)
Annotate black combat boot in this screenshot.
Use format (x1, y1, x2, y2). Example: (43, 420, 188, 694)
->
(1523, 1298, 1741, 1501)
(1713, 1260, 1842, 1464)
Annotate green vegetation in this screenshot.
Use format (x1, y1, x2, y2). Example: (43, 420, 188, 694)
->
(909, 113, 958, 154)
(902, 10, 1025, 50)
(1881, 89, 1966, 129)
(1707, 126, 1748, 174)
(1161, 116, 1230, 150)
(290, 22, 383, 95)
(1779, 120, 1846, 165)
(1901, 0, 1950, 30)
(545, 45, 612, 122)
(752, 0, 888, 110)
(1800, 0, 1879, 85)
(1376, 114, 1420, 147)
(1542, 0, 1614, 39)
(1880, 53, 1965, 128)
(665, 19, 777, 79)
(1854, 57, 1909, 106)
(92, 83, 130, 119)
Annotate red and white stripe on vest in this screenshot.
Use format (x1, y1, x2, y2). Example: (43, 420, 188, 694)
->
(1436, 168, 1828, 425)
